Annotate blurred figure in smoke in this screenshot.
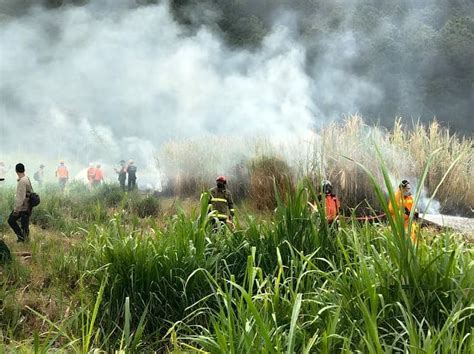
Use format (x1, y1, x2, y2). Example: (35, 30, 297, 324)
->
(208, 176, 235, 230)
(87, 163, 96, 190)
(55, 160, 69, 191)
(127, 160, 137, 191)
(8, 163, 32, 242)
(388, 180, 419, 242)
(93, 164, 104, 188)
(33, 164, 45, 187)
(0, 161, 5, 182)
(115, 160, 127, 191)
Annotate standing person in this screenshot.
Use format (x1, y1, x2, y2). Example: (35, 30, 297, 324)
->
(87, 163, 96, 190)
(55, 160, 69, 191)
(320, 180, 341, 226)
(93, 164, 104, 187)
(33, 164, 45, 187)
(126, 160, 137, 191)
(309, 180, 341, 227)
(388, 180, 419, 242)
(208, 176, 235, 228)
(7, 163, 32, 242)
(115, 160, 127, 191)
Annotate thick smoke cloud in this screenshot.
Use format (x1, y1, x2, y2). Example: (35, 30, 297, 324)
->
(0, 1, 315, 165)
(1, 0, 473, 169)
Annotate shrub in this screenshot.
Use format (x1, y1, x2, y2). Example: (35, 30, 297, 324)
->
(129, 194, 161, 218)
(248, 155, 294, 210)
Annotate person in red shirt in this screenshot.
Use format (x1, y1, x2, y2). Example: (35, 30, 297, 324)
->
(93, 164, 104, 188)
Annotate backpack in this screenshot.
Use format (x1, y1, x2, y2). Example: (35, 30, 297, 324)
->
(27, 178, 40, 208)
(29, 192, 41, 207)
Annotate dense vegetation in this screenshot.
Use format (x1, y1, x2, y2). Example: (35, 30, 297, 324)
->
(1, 159, 473, 351)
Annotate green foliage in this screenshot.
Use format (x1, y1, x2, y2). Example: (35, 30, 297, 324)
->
(128, 194, 160, 218)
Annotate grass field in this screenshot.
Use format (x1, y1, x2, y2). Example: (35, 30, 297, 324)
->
(1, 119, 473, 351)
(1, 176, 473, 352)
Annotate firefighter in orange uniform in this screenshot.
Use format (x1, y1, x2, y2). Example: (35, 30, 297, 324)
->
(55, 160, 69, 191)
(388, 180, 419, 242)
(93, 164, 104, 188)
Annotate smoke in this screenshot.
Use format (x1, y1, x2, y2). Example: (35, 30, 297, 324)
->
(0, 1, 316, 169)
(1, 0, 472, 179)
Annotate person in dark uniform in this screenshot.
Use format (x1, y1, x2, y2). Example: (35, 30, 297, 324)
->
(208, 176, 235, 229)
(127, 160, 137, 191)
(115, 160, 127, 191)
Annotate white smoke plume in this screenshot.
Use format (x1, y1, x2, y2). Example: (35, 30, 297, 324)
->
(0, 1, 317, 170)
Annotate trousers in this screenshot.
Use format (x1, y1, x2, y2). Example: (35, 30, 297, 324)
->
(8, 210, 30, 241)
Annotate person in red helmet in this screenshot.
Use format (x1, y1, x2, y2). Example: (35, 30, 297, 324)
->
(208, 176, 235, 227)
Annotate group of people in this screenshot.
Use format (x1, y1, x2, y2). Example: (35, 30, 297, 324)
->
(1, 162, 420, 263)
(26, 159, 139, 192)
(207, 175, 419, 240)
(114, 160, 137, 191)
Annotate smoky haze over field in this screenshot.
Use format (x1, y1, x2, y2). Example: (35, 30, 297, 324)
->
(0, 0, 473, 165)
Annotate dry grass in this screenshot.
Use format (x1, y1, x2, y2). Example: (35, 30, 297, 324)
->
(249, 155, 293, 210)
(155, 116, 473, 216)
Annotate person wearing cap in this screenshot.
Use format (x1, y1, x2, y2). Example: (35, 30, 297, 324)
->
(126, 160, 137, 191)
(115, 160, 127, 191)
(33, 164, 45, 187)
(55, 160, 69, 191)
(8, 163, 33, 242)
(388, 179, 419, 242)
(208, 176, 235, 227)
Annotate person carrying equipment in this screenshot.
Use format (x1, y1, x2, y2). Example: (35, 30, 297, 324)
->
(55, 160, 69, 191)
(388, 179, 419, 242)
(115, 160, 127, 191)
(208, 176, 235, 228)
(8, 163, 33, 242)
(127, 160, 137, 191)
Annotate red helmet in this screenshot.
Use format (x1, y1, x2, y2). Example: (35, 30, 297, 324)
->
(216, 175, 227, 183)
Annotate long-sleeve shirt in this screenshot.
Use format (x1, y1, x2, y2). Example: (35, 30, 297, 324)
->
(208, 186, 235, 219)
(14, 176, 32, 212)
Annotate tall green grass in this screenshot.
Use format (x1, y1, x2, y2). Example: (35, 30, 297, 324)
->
(1, 145, 473, 351)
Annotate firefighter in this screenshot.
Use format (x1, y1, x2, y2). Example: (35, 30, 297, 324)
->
(33, 164, 45, 187)
(87, 163, 96, 189)
(388, 179, 419, 242)
(93, 164, 104, 187)
(127, 160, 137, 191)
(115, 160, 127, 191)
(55, 160, 69, 191)
(319, 180, 340, 226)
(208, 176, 235, 228)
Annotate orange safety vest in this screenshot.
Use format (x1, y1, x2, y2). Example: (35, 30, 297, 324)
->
(56, 165, 69, 179)
(94, 168, 104, 181)
(325, 194, 340, 222)
(87, 167, 96, 180)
